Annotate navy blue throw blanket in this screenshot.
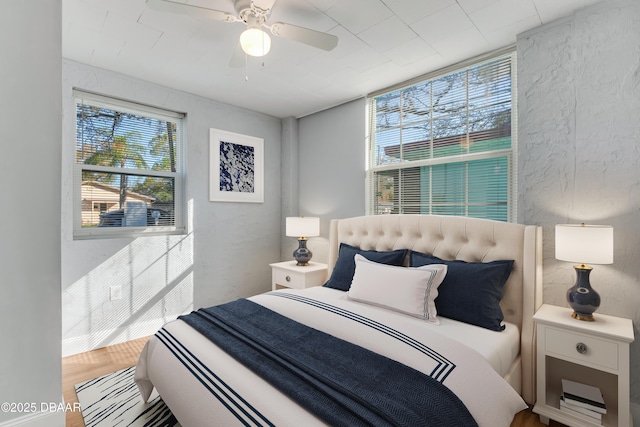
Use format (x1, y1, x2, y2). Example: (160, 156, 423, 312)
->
(179, 299, 478, 427)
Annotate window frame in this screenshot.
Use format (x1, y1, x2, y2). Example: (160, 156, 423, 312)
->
(365, 49, 517, 222)
(72, 90, 186, 239)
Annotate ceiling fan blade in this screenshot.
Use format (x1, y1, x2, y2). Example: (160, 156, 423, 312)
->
(147, 0, 239, 22)
(229, 42, 246, 68)
(268, 22, 338, 51)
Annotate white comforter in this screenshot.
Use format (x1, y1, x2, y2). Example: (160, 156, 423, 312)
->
(135, 287, 527, 427)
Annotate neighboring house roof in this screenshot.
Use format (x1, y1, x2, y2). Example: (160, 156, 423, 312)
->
(383, 126, 511, 158)
(81, 181, 155, 203)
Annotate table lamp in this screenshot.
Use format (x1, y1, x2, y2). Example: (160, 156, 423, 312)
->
(286, 217, 320, 266)
(555, 224, 613, 321)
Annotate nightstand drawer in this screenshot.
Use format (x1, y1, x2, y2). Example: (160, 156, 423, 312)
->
(270, 261, 328, 291)
(272, 268, 305, 289)
(545, 327, 618, 370)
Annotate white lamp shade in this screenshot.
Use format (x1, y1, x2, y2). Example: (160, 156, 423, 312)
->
(286, 217, 320, 238)
(240, 27, 271, 57)
(555, 224, 613, 264)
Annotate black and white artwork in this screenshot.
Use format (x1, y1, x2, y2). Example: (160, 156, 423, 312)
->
(219, 141, 255, 193)
(210, 129, 264, 203)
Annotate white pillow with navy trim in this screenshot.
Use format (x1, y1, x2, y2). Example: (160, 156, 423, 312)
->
(347, 254, 448, 324)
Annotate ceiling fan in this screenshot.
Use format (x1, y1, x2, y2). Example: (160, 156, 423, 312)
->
(147, 0, 339, 66)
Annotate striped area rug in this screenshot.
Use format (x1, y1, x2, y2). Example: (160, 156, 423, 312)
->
(75, 366, 180, 427)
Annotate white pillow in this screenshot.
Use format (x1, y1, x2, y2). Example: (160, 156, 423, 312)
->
(347, 254, 447, 324)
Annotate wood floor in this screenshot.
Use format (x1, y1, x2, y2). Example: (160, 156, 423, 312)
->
(62, 336, 150, 427)
(62, 336, 563, 427)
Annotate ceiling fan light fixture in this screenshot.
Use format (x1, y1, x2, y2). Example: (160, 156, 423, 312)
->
(240, 27, 271, 57)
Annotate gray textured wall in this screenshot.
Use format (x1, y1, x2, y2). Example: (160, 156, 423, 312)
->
(61, 60, 282, 355)
(296, 98, 367, 264)
(280, 117, 300, 261)
(517, 0, 640, 410)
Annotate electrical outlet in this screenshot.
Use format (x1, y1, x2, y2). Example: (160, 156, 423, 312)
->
(110, 285, 122, 301)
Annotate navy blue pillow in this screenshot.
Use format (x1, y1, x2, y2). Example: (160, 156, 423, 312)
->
(410, 251, 514, 331)
(324, 243, 407, 291)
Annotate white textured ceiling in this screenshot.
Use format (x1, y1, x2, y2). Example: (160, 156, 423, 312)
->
(63, 0, 600, 118)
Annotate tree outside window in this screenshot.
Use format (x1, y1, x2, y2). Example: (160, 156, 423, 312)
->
(74, 92, 185, 237)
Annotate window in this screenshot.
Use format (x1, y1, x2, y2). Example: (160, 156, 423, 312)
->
(74, 91, 185, 238)
(366, 51, 516, 222)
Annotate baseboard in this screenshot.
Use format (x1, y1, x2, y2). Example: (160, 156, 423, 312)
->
(62, 317, 178, 357)
(0, 410, 64, 427)
(631, 401, 639, 427)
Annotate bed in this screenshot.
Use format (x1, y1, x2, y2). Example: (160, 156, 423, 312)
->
(135, 214, 543, 426)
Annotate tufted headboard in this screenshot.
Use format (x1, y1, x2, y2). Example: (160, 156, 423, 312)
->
(327, 214, 542, 404)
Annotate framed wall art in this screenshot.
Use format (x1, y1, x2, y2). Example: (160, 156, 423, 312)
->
(209, 128, 264, 203)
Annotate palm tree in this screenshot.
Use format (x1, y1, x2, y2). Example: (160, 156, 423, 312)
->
(84, 131, 148, 208)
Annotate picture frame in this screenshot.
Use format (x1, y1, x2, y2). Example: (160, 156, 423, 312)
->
(209, 128, 264, 203)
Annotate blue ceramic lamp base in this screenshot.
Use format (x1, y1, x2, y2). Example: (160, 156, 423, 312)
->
(567, 264, 601, 321)
(293, 238, 313, 266)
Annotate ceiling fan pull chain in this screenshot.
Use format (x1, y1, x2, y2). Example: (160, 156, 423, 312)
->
(245, 53, 249, 82)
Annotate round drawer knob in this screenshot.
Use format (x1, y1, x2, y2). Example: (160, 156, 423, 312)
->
(285, 275, 291, 282)
(576, 342, 587, 354)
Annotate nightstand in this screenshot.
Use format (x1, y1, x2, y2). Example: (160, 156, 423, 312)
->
(269, 261, 328, 291)
(533, 304, 634, 427)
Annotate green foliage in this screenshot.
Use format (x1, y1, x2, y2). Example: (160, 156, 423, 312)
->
(77, 103, 177, 207)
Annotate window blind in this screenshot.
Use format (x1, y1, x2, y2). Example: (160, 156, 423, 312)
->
(366, 51, 517, 221)
(73, 90, 185, 238)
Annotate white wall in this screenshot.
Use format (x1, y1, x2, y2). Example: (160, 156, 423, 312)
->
(517, 0, 640, 409)
(61, 60, 283, 355)
(0, 1, 64, 425)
